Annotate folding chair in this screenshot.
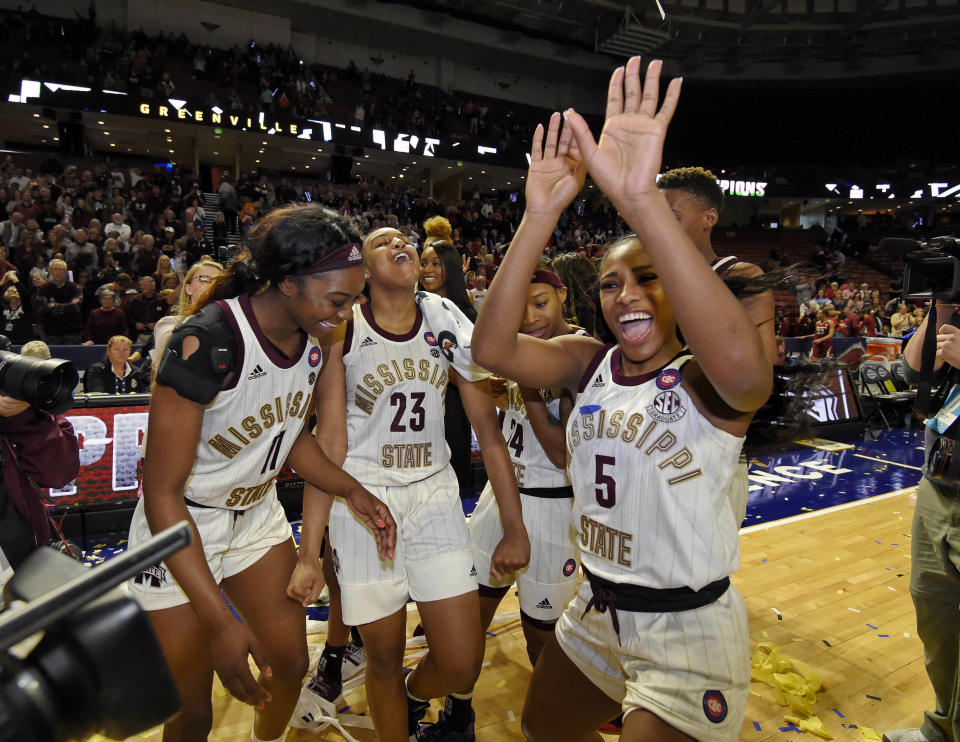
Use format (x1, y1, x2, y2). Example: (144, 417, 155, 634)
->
(858, 362, 915, 429)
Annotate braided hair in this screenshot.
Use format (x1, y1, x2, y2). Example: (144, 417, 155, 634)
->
(551, 251, 599, 337)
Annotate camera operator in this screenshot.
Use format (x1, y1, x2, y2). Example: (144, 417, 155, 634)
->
(0, 376, 79, 574)
(888, 301, 960, 742)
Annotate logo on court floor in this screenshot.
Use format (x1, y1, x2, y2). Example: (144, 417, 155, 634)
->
(562, 558, 576, 577)
(647, 390, 686, 423)
(702, 690, 727, 723)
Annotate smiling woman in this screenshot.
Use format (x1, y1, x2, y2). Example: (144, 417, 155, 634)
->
(125, 204, 396, 742)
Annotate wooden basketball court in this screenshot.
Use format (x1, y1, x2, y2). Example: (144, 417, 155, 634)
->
(96, 485, 930, 741)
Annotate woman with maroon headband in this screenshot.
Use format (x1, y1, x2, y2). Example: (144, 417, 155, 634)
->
(126, 204, 395, 742)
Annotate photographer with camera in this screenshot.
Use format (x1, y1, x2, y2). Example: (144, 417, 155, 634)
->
(0, 371, 79, 574)
(888, 300, 960, 742)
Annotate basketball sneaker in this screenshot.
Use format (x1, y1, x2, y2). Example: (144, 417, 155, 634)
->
(419, 696, 476, 741)
(290, 657, 343, 730)
(342, 641, 367, 683)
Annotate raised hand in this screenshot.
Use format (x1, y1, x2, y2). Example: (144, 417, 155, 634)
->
(563, 57, 681, 214)
(525, 111, 587, 217)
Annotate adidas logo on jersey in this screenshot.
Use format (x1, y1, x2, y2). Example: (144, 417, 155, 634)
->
(360, 336, 377, 348)
(592, 374, 604, 388)
(247, 364, 267, 380)
(469, 565, 478, 577)
(535, 597, 553, 610)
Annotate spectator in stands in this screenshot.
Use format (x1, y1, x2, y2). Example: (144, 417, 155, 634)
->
(2, 286, 34, 344)
(104, 212, 131, 243)
(212, 210, 228, 246)
(83, 289, 129, 345)
(36, 259, 83, 344)
(151, 254, 174, 287)
(82, 335, 144, 394)
(891, 303, 912, 338)
(134, 233, 160, 278)
(126, 276, 168, 343)
(0, 211, 23, 250)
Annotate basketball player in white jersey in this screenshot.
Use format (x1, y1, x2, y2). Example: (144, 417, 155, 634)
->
(473, 59, 772, 742)
(412, 268, 582, 740)
(127, 205, 395, 742)
(291, 226, 529, 742)
(657, 167, 777, 526)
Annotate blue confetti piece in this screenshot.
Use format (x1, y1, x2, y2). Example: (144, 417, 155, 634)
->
(339, 704, 351, 713)
(486, 631, 497, 637)
(579, 404, 601, 415)
(876, 540, 883, 544)
(866, 623, 878, 629)
(833, 709, 845, 718)
(780, 724, 801, 733)
(753, 721, 762, 731)
(761, 559, 768, 563)
(878, 634, 890, 637)
(891, 543, 899, 546)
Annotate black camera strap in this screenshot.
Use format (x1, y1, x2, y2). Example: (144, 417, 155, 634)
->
(915, 304, 940, 418)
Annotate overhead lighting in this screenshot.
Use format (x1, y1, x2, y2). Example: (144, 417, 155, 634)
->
(255, 159, 260, 163)
(97, 120, 104, 125)
(102, 131, 109, 135)
(169, 149, 174, 153)
(213, 151, 218, 155)
(109, 142, 116, 147)
(164, 128, 170, 133)
(42, 124, 49, 129)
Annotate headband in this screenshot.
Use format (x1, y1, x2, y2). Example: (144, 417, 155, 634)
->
(294, 242, 363, 275)
(531, 269, 565, 290)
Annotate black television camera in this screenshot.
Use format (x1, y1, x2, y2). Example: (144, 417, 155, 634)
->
(886, 236, 960, 301)
(0, 523, 189, 741)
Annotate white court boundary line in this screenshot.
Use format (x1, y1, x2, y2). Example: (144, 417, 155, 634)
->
(739, 486, 917, 534)
(852, 453, 922, 471)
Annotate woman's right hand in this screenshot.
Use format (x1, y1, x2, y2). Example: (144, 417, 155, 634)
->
(524, 112, 586, 217)
(344, 486, 397, 561)
(208, 618, 273, 708)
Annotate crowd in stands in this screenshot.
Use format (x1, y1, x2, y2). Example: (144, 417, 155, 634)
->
(0, 5, 557, 157)
(0, 151, 623, 361)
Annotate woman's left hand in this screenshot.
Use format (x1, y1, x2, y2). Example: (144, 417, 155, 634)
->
(287, 559, 325, 607)
(490, 526, 530, 581)
(563, 57, 682, 214)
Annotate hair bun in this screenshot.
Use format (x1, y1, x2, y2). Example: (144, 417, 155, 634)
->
(423, 216, 452, 240)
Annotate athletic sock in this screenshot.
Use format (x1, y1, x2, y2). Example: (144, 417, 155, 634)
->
(445, 692, 474, 732)
(250, 730, 284, 742)
(318, 643, 345, 682)
(350, 625, 364, 648)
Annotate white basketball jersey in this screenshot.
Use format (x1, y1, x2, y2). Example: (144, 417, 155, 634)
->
(566, 347, 745, 590)
(341, 302, 452, 486)
(500, 383, 570, 489)
(184, 296, 320, 509)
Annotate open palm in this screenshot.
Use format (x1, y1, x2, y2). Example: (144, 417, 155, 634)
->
(525, 111, 587, 216)
(564, 58, 682, 213)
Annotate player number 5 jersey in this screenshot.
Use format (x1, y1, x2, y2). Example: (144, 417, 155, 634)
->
(566, 347, 745, 590)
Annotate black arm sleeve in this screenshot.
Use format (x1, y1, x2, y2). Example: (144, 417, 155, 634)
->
(155, 303, 238, 405)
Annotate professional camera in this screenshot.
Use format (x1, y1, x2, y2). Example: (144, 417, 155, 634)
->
(885, 236, 960, 301)
(0, 351, 78, 415)
(0, 522, 190, 742)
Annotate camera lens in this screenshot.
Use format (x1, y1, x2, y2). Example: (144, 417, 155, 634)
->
(0, 351, 78, 415)
(929, 436, 953, 479)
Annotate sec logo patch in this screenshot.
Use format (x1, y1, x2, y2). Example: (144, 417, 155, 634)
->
(424, 332, 438, 346)
(308, 346, 322, 367)
(562, 558, 576, 577)
(656, 368, 681, 390)
(702, 690, 727, 723)
(646, 390, 686, 423)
